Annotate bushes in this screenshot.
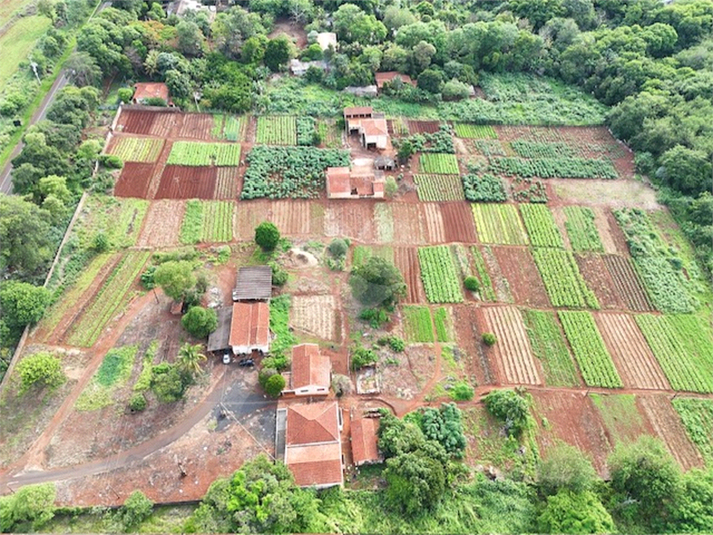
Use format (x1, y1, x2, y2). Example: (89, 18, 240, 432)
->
(264, 374, 286, 397)
(129, 392, 147, 412)
(464, 276, 480, 292)
(0, 483, 56, 532)
(483, 389, 530, 437)
(351, 347, 378, 370)
(461, 174, 507, 202)
(255, 221, 280, 251)
(482, 332, 497, 346)
(16, 352, 65, 394)
(182, 306, 218, 338)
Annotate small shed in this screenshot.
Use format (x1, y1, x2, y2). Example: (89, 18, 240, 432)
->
(133, 82, 170, 104)
(374, 155, 395, 170)
(207, 307, 233, 353)
(351, 418, 382, 466)
(233, 266, 272, 302)
(344, 106, 373, 120)
(375, 72, 415, 93)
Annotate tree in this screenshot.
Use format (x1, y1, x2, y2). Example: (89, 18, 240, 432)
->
(0, 195, 53, 276)
(117, 87, 133, 103)
(384, 449, 447, 515)
(378, 412, 426, 458)
(442, 79, 471, 100)
(537, 443, 597, 495)
(65, 52, 102, 87)
(412, 40, 436, 72)
(0, 483, 56, 532)
(483, 389, 530, 437)
(417, 69, 443, 93)
(176, 343, 207, 378)
(153, 261, 196, 301)
(254, 221, 280, 251)
(264, 36, 292, 72)
(116, 490, 153, 531)
(182, 306, 218, 338)
(16, 352, 65, 394)
(176, 20, 205, 56)
(537, 490, 615, 534)
(419, 403, 466, 457)
(0, 281, 51, 330)
(659, 145, 712, 196)
(151, 363, 187, 402)
(608, 436, 683, 529)
(349, 256, 406, 308)
(397, 139, 414, 162)
(264, 373, 286, 397)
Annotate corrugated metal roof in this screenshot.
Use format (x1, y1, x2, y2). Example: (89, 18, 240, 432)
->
(207, 307, 233, 352)
(233, 266, 272, 301)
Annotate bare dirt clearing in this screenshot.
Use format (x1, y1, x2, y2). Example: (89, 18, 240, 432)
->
(137, 200, 184, 247)
(492, 247, 550, 308)
(291, 295, 340, 342)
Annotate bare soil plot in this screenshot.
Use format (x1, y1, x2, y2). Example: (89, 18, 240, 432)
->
(603, 255, 654, 311)
(215, 167, 240, 199)
(421, 203, 446, 243)
(594, 313, 669, 390)
(324, 202, 376, 243)
(178, 113, 215, 140)
(379, 345, 436, 400)
(408, 120, 441, 134)
(150, 112, 181, 137)
(138, 200, 185, 247)
(117, 109, 156, 135)
(481, 246, 513, 302)
(575, 253, 625, 309)
(155, 165, 217, 200)
(234, 200, 269, 240)
(593, 206, 628, 255)
(553, 179, 659, 209)
(482, 306, 542, 385)
(271, 200, 312, 236)
(452, 305, 498, 385)
(492, 247, 550, 308)
(531, 391, 613, 477)
(291, 295, 339, 341)
(440, 203, 478, 243)
(390, 203, 426, 245)
(638, 394, 703, 470)
(394, 247, 426, 303)
(115, 162, 155, 199)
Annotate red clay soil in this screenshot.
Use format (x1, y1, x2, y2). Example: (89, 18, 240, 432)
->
(637, 394, 704, 471)
(270, 200, 312, 236)
(452, 305, 499, 386)
(394, 247, 426, 304)
(492, 246, 550, 308)
(325, 201, 377, 244)
(114, 162, 155, 199)
(408, 120, 441, 134)
(155, 165, 217, 200)
(531, 390, 613, 477)
(598, 208, 630, 255)
(178, 113, 214, 140)
(118, 109, 157, 135)
(603, 255, 654, 312)
(575, 253, 625, 310)
(440, 202, 478, 243)
(390, 203, 426, 245)
(215, 167, 241, 199)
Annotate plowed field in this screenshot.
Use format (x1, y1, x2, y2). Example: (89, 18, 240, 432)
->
(234, 200, 269, 240)
(492, 247, 550, 308)
(638, 395, 703, 470)
(178, 113, 215, 140)
(421, 203, 445, 243)
(576, 253, 624, 309)
(271, 200, 312, 236)
(452, 305, 498, 385)
(155, 165, 217, 200)
(137, 200, 184, 246)
(603, 255, 653, 311)
(482, 306, 542, 385)
(595, 313, 669, 390)
(215, 167, 239, 199)
(324, 202, 376, 243)
(115, 162, 155, 199)
(118, 109, 156, 135)
(390, 204, 425, 245)
(394, 247, 425, 303)
(440, 203, 478, 243)
(292, 295, 339, 341)
(408, 120, 441, 134)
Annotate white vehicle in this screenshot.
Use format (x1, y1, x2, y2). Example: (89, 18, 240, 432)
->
(222, 353, 231, 364)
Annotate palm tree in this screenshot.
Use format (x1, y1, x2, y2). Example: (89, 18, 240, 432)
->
(176, 343, 206, 378)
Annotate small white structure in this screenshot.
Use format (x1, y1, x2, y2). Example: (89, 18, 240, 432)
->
(289, 59, 328, 76)
(316, 32, 337, 51)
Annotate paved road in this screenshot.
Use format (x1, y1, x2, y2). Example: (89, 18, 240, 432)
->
(0, 73, 70, 194)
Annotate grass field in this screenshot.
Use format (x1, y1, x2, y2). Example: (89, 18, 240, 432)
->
(0, 15, 51, 91)
(590, 394, 646, 445)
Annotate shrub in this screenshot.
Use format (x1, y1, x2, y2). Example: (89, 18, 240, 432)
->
(449, 381, 474, 401)
(464, 276, 480, 292)
(182, 306, 218, 338)
(16, 352, 65, 394)
(141, 266, 157, 290)
(482, 332, 497, 346)
(92, 232, 110, 253)
(350, 256, 406, 308)
(116, 490, 153, 531)
(385, 176, 398, 198)
(129, 392, 147, 412)
(483, 389, 530, 437)
(259, 367, 278, 388)
(351, 347, 378, 370)
(270, 263, 288, 286)
(328, 238, 348, 258)
(100, 154, 124, 169)
(387, 336, 405, 352)
(264, 374, 286, 397)
(358, 307, 389, 328)
(151, 363, 186, 403)
(537, 490, 614, 535)
(332, 374, 351, 397)
(117, 87, 133, 104)
(255, 221, 280, 251)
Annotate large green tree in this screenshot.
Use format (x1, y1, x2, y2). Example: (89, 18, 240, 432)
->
(153, 261, 196, 301)
(349, 256, 406, 308)
(537, 490, 615, 534)
(0, 195, 54, 277)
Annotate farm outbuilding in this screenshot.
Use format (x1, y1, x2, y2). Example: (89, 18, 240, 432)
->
(280, 401, 344, 488)
(343, 107, 389, 149)
(326, 165, 385, 199)
(351, 418, 382, 466)
(374, 155, 396, 170)
(375, 71, 415, 93)
(229, 301, 270, 355)
(316, 32, 337, 51)
(207, 307, 233, 353)
(132, 82, 171, 105)
(232, 266, 272, 301)
(285, 344, 331, 396)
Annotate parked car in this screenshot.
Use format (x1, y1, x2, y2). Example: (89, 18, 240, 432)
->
(222, 353, 231, 364)
(239, 358, 255, 367)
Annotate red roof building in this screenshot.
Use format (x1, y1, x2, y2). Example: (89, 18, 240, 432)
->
(132, 82, 170, 104)
(351, 418, 382, 466)
(326, 166, 385, 199)
(343, 106, 373, 119)
(284, 401, 344, 488)
(229, 301, 269, 355)
(375, 71, 415, 92)
(289, 344, 331, 396)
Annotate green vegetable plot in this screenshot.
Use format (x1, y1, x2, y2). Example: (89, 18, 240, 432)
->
(403, 306, 435, 343)
(564, 206, 604, 252)
(453, 123, 497, 139)
(256, 116, 297, 145)
(533, 248, 599, 309)
(180, 200, 234, 244)
(558, 311, 622, 388)
(519, 204, 563, 248)
(522, 309, 580, 387)
(110, 137, 164, 162)
(489, 157, 618, 179)
(510, 141, 576, 159)
(461, 174, 507, 202)
(418, 246, 464, 303)
(167, 142, 241, 166)
(413, 174, 465, 201)
(419, 153, 460, 174)
(672, 398, 713, 464)
(471, 203, 529, 245)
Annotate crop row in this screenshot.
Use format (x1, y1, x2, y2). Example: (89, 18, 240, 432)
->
(470, 246, 496, 301)
(180, 200, 203, 244)
(167, 142, 241, 166)
(66, 251, 150, 347)
(256, 116, 297, 145)
(110, 137, 164, 163)
(241, 146, 350, 199)
(558, 311, 622, 388)
(433, 307, 451, 342)
(564, 206, 604, 252)
(522, 309, 579, 387)
(420, 153, 460, 174)
(672, 398, 713, 465)
(461, 173, 507, 202)
(471, 203, 529, 245)
(635, 314, 713, 393)
(510, 141, 576, 159)
(296, 116, 317, 146)
(519, 204, 563, 248)
(489, 157, 618, 179)
(403, 305, 434, 343)
(413, 174, 465, 201)
(474, 139, 506, 157)
(533, 248, 599, 309)
(418, 246, 463, 303)
(180, 201, 233, 244)
(453, 123, 497, 139)
(223, 115, 247, 141)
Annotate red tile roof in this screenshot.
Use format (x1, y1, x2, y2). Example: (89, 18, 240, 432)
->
(133, 82, 169, 102)
(286, 401, 340, 445)
(229, 302, 269, 348)
(285, 443, 343, 487)
(375, 71, 415, 89)
(351, 418, 381, 466)
(326, 166, 352, 196)
(343, 106, 373, 117)
(291, 344, 331, 390)
(360, 118, 388, 137)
